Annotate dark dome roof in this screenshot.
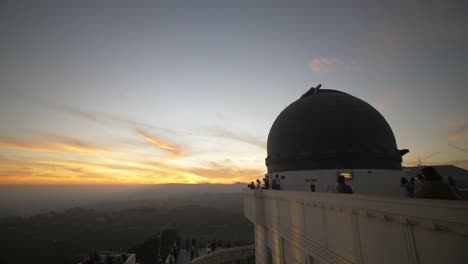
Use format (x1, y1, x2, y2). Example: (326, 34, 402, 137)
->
(266, 86, 404, 172)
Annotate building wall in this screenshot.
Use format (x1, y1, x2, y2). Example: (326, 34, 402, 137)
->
(244, 190, 468, 264)
(267, 169, 405, 197)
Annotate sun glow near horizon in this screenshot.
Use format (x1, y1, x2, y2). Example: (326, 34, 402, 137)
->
(0, 135, 265, 185)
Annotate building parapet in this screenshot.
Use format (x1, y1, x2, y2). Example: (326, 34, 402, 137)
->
(244, 189, 468, 264)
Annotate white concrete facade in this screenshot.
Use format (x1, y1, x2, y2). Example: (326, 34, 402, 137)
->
(267, 169, 405, 197)
(244, 189, 468, 264)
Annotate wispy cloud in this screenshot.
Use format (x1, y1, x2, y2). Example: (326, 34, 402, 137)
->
(6, 89, 179, 135)
(0, 156, 263, 185)
(309, 58, 349, 73)
(444, 115, 468, 153)
(448, 142, 468, 154)
(0, 139, 107, 153)
(447, 127, 468, 141)
(51, 102, 177, 134)
(137, 131, 184, 158)
(447, 125, 468, 142)
(187, 161, 263, 183)
(212, 128, 265, 149)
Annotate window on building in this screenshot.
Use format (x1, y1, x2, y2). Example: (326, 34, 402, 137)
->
(337, 171, 353, 179)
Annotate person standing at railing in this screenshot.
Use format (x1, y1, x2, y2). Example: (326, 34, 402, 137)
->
(400, 177, 413, 198)
(310, 184, 316, 192)
(256, 179, 261, 189)
(447, 176, 464, 200)
(262, 177, 270, 189)
(206, 240, 212, 254)
(336, 176, 353, 194)
(272, 174, 281, 190)
(165, 250, 175, 264)
(414, 166, 459, 200)
(413, 174, 424, 194)
(190, 239, 197, 260)
(210, 240, 216, 253)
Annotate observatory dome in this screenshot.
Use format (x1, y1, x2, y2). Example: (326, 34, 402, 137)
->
(266, 86, 404, 173)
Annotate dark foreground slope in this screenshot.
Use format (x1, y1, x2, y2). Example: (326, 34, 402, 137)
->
(0, 205, 253, 264)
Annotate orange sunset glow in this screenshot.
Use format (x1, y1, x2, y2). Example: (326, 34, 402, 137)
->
(1, 1, 467, 186)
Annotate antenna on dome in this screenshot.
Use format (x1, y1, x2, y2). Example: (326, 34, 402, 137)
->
(300, 84, 322, 98)
(313, 84, 322, 94)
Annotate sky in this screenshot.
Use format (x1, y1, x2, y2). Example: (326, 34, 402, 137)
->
(0, 0, 467, 185)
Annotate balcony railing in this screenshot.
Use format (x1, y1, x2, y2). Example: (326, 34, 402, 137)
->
(191, 245, 255, 264)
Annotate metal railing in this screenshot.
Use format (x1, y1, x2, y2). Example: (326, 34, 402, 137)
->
(191, 245, 255, 264)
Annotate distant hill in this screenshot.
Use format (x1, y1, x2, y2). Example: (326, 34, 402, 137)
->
(0, 204, 253, 264)
(404, 165, 468, 188)
(0, 183, 246, 217)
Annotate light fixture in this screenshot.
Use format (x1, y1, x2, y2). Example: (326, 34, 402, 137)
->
(338, 171, 353, 179)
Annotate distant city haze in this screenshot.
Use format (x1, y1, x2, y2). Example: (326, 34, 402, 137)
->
(0, 0, 467, 185)
(0, 183, 245, 217)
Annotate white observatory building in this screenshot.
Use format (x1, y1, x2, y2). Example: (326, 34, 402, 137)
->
(243, 85, 468, 264)
(265, 85, 408, 196)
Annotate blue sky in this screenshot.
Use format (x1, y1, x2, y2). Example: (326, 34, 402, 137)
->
(0, 0, 467, 184)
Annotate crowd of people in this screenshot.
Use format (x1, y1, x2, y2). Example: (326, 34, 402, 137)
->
(248, 166, 463, 200)
(401, 166, 463, 200)
(247, 174, 279, 190)
(205, 240, 224, 254)
(248, 174, 347, 193)
(80, 249, 129, 264)
(164, 243, 179, 264)
(186, 238, 238, 260)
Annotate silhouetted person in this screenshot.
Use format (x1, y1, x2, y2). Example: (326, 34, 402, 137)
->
(336, 176, 353, 194)
(216, 240, 222, 251)
(272, 174, 281, 190)
(400, 177, 413, 197)
(414, 173, 424, 193)
(167, 250, 175, 264)
(256, 179, 261, 189)
(190, 239, 196, 260)
(105, 252, 112, 264)
(447, 176, 464, 200)
(206, 240, 212, 254)
(414, 166, 458, 200)
(210, 240, 216, 252)
(310, 184, 315, 192)
(172, 243, 178, 261)
(249, 182, 256, 189)
(262, 178, 270, 189)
